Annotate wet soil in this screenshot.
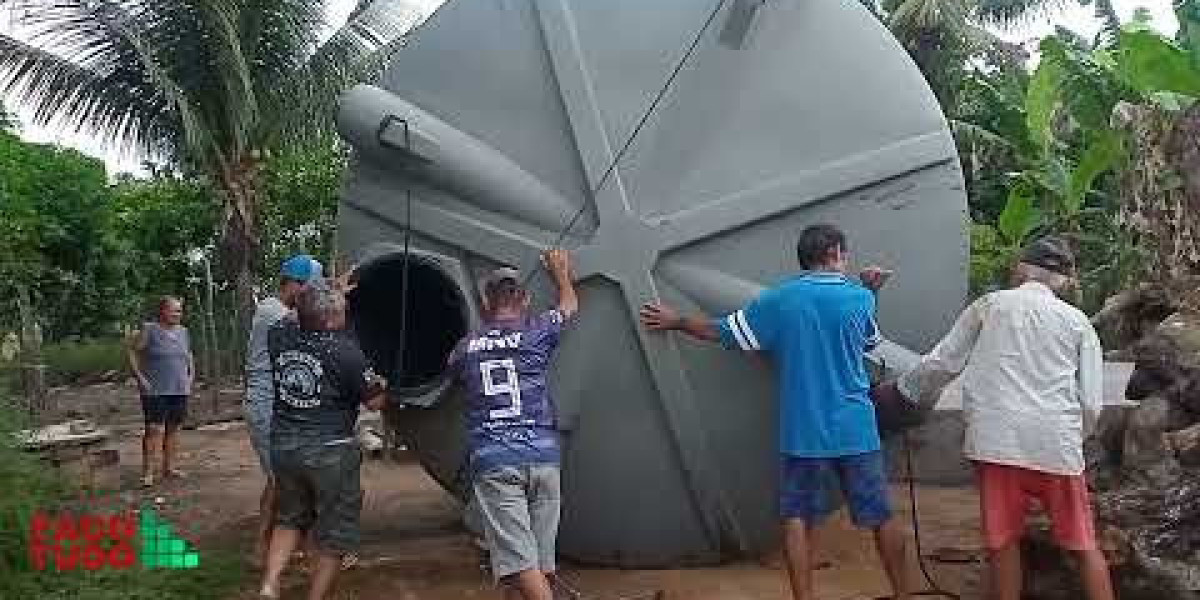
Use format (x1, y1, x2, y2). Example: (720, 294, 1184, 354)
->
(106, 421, 989, 600)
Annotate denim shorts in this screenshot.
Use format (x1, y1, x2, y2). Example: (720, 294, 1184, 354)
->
(272, 439, 363, 555)
(779, 451, 892, 528)
(472, 464, 561, 581)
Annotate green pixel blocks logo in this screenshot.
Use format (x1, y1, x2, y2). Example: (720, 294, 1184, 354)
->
(140, 508, 200, 569)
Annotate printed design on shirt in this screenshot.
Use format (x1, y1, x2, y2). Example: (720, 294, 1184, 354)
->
(467, 331, 523, 353)
(480, 358, 523, 420)
(362, 366, 380, 387)
(275, 350, 323, 409)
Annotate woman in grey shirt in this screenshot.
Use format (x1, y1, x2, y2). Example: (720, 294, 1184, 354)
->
(128, 296, 194, 487)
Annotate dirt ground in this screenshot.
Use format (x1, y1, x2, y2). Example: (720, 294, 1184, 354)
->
(97, 418, 990, 600)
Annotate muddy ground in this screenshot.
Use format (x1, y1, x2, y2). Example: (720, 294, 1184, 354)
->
(54, 384, 991, 599)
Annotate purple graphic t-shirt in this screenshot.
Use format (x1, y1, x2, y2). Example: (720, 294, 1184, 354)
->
(449, 310, 567, 475)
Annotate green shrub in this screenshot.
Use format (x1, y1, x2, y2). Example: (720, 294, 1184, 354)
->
(969, 222, 1017, 298)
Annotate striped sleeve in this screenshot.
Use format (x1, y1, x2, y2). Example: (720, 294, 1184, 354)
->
(714, 291, 778, 352)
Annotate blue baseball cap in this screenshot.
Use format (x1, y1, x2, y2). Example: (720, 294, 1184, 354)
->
(281, 254, 323, 282)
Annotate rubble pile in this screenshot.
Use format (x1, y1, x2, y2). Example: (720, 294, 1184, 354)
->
(1028, 302, 1200, 599)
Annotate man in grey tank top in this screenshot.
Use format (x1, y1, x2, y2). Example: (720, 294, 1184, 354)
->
(245, 254, 323, 563)
(128, 296, 194, 488)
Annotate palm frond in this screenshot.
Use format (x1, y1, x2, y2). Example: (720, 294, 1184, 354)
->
(192, 0, 258, 160)
(951, 118, 1015, 152)
(974, 0, 1073, 30)
(960, 22, 1007, 54)
(1091, 0, 1122, 47)
(266, 0, 425, 147)
(889, 0, 971, 33)
(0, 1, 228, 165)
(237, 0, 325, 119)
(0, 31, 170, 159)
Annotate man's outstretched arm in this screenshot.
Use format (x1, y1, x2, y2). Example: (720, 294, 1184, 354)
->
(543, 249, 579, 320)
(639, 302, 720, 343)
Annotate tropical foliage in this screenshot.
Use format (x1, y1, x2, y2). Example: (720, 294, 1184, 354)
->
(0, 128, 345, 344)
(0, 0, 423, 322)
(918, 2, 1199, 312)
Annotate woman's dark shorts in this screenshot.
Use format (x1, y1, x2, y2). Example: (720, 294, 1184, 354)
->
(141, 395, 188, 427)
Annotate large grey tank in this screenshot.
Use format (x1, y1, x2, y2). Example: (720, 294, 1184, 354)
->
(336, 0, 968, 567)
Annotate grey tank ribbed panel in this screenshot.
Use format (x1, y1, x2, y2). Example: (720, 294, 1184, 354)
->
(335, 0, 967, 566)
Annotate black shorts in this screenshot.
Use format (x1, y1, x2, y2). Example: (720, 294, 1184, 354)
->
(141, 395, 188, 427)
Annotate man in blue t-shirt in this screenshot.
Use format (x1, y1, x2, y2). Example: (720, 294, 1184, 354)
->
(448, 249, 579, 600)
(640, 224, 910, 600)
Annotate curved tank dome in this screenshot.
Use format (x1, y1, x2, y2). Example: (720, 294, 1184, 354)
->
(336, 0, 968, 567)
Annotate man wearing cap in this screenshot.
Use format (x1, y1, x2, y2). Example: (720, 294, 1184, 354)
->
(895, 237, 1114, 600)
(448, 249, 578, 600)
(244, 254, 323, 563)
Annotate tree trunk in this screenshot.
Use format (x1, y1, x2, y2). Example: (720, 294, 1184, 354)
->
(215, 154, 264, 338)
(1114, 102, 1200, 310)
(15, 282, 47, 417)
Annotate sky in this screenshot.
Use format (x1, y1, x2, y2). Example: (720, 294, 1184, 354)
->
(0, 0, 1180, 177)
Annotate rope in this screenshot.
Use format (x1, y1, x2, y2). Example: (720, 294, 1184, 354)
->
(519, 0, 732, 287)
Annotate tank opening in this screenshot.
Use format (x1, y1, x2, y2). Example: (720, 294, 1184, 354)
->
(347, 254, 469, 393)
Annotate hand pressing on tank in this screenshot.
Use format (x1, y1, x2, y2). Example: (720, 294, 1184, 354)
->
(859, 266, 893, 293)
(640, 302, 721, 342)
(543, 249, 580, 319)
(542, 248, 572, 278)
(640, 302, 681, 331)
(333, 264, 359, 295)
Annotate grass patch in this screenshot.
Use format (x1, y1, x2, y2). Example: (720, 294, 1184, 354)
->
(2, 548, 246, 600)
(0, 397, 246, 600)
(41, 338, 129, 386)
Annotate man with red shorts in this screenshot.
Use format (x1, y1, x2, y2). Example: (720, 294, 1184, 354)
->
(897, 237, 1114, 600)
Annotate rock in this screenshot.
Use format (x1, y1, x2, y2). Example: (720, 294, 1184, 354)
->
(1021, 523, 1197, 600)
(1073, 309, 1200, 597)
(1122, 396, 1182, 487)
(1093, 285, 1178, 355)
(1167, 423, 1200, 467)
(1085, 406, 1132, 491)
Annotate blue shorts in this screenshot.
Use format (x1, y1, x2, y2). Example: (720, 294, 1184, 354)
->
(779, 451, 892, 528)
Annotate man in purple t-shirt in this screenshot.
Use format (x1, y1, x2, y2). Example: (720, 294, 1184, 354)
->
(449, 250, 578, 600)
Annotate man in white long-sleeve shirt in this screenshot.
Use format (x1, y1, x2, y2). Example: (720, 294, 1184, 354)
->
(897, 237, 1113, 600)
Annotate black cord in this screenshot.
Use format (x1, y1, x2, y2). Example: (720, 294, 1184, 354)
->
(519, 0, 732, 286)
(902, 431, 961, 599)
(395, 122, 414, 393)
